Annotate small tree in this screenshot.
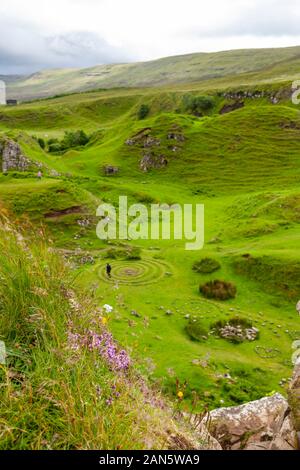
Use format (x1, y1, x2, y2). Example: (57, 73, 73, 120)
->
(138, 104, 150, 120)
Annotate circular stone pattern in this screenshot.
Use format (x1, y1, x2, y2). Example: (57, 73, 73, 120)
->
(98, 259, 172, 286)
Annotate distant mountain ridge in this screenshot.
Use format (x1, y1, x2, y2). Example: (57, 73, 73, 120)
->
(3, 45, 300, 101)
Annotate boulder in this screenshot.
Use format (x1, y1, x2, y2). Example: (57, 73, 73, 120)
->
(103, 165, 119, 176)
(207, 393, 297, 450)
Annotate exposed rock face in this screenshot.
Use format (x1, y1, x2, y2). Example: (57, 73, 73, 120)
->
(103, 165, 119, 176)
(220, 87, 292, 105)
(125, 126, 185, 172)
(140, 152, 168, 172)
(0, 139, 31, 172)
(220, 101, 244, 115)
(0, 139, 41, 173)
(125, 128, 152, 146)
(207, 393, 297, 450)
(167, 132, 185, 142)
(221, 90, 266, 100)
(289, 362, 300, 438)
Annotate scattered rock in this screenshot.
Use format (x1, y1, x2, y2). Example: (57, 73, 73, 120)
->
(77, 218, 91, 227)
(50, 169, 61, 177)
(167, 132, 185, 142)
(131, 310, 141, 318)
(103, 165, 119, 176)
(143, 136, 160, 148)
(279, 121, 300, 130)
(78, 255, 94, 265)
(140, 152, 168, 172)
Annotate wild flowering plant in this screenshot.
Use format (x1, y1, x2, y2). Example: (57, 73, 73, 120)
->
(66, 292, 130, 371)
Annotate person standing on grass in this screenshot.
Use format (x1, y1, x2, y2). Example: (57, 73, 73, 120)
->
(106, 263, 112, 278)
(37, 170, 42, 180)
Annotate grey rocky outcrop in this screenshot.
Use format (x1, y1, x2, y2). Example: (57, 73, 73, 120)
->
(140, 152, 168, 172)
(207, 392, 297, 450)
(0, 138, 41, 173)
(288, 362, 300, 442)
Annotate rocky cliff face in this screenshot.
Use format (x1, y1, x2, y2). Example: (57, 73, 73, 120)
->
(289, 363, 300, 439)
(0, 138, 41, 173)
(202, 361, 300, 450)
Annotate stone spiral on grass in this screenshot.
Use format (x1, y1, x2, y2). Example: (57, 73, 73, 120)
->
(98, 259, 172, 286)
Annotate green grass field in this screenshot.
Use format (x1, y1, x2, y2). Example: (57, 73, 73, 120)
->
(1, 69, 300, 412)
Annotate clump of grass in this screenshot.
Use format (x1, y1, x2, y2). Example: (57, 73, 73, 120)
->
(200, 280, 237, 300)
(186, 317, 208, 342)
(105, 245, 141, 260)
(138, 104, 150, 120)
(193, 258, 221, 274)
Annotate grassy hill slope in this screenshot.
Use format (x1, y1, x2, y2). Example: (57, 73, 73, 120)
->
(0, 214, 210, 450)
(5, 45, 300, 101)
(0, 77, 299, 412)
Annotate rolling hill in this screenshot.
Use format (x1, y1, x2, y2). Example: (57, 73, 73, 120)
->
(4, 45, 300, 101)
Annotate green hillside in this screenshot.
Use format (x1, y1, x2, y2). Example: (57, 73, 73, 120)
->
(5, 45, 300, 101)
(1, 67, 300, 423)
(0, 215, 207, 450)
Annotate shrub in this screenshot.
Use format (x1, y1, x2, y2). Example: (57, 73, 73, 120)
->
(104, 245, 141, 260)
(48, 143, 60, 153)
(138, 104, 150, 120)
(37, 138, 45, 149)
(186, 317, 208, 341)
(183, 95, 215, 116)
(125, 246, 141, 260)
(48, 143, 61, 153)
(200, 280, 237, 300)
(60, 130, 89, 150)
(193, 257, 221, 274)
(47, 138, 59, 146)
(47, 131, 90, 153)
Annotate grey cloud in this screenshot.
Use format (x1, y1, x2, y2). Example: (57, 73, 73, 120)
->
(0, 16, 130, 74)
(186, 0, 300, 38)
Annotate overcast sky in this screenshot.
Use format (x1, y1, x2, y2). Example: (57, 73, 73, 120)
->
(1, 0, 300, 74)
